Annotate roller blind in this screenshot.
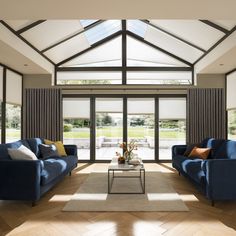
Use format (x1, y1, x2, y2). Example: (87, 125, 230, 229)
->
(6, 70, 22, 105)
(128, 98, 154, 114)
(0, 66, 3, 101)
(96, 98, 123, 113)
(63, 98, 90, 119)
(159, 98, 186, 119)
(227, 71, 236, 110)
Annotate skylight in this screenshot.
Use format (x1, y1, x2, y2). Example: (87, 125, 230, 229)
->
(80, 20, 98, 28)
(84, 20, 121, 44)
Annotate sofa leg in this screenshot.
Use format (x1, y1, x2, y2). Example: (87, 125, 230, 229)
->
(211, 200, 215, 207)
(32, 201, 36, 207)
(178, 171, 180, 176)
(69, 171, 71, 176)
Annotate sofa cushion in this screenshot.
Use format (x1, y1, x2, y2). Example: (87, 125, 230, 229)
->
(183, 143, 200, 156)
(182, 158, 206, 185)
(44, 139, 67, 156)
(205, 139, 226, 159)
(26, 138, 44, 158)
(39, 144, 59, 159)
(172, 155, 187, 171)
(6, 140, 31, 150)
(8, 145, 38, 161)
(40, 156, 77, 186)
(213, 140, 236, 159)
(41, 158, 67, 185)
(188, 147, 211, 160)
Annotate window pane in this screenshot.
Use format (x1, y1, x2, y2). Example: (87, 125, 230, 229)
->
(128, 98, 155, 160)
(63, 98, 90, 160)
(61, 36, 122, 67)
(57, 71, 122, 85)
(127, 20, 147, 38)
(0, 66, 3, 102)
(96, 98, 123, 160)
(228, 110, 236, 140)
(6, 104, 21, 143)
(159, 98, 186, 160)
(80, 20, 98, 28)
(0, 66, 2, 143)
(127, 71, 192, 85)
(6, 70, 22, 105)
(84, 20, 121, 44)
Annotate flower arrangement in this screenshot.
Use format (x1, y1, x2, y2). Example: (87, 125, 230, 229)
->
(116, 140, 137, 163)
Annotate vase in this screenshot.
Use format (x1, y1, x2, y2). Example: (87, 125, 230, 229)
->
(124, 152, 133, 162)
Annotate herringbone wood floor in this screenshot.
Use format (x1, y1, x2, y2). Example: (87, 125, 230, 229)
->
(1, 163, 236, 236)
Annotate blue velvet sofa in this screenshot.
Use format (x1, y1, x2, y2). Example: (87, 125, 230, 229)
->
(0, 138, 78, 205)
(172, 138, 236, 205)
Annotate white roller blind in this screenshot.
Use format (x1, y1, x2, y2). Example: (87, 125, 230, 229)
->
(6, 70, 22, 105)
(63, 98, 90, 119)
(159, 98, 186, 119)
(0, 66, 3, 101)
(96, 98, 123, 113)
(128, 98, 155, 114)
(227, 71, 236, 110)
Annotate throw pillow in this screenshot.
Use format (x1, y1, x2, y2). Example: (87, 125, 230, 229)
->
(8, 145, 38, 161)
(183, 143, 200, 156)
(44, 139, 67, 156)
(39, 144, 59, 159)
(188, 146, 211, 160)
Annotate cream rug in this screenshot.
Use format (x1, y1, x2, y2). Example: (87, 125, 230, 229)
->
(63, 172, 189, 212)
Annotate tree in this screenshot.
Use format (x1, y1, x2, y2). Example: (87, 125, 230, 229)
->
(102, 115, 112, 125)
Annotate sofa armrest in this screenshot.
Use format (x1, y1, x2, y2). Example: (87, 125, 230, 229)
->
(0, 160, 41, 201)
(204, 159, 236, 200)
(172, 145, 187, 157)
(64, 145, 77, 156)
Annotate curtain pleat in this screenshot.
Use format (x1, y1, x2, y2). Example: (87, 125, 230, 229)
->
(187, 88, 226, 144)
(23, 88, 62, 141)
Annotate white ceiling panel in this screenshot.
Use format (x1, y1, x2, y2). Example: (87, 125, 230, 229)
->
(61, 36, 122, 67)
(212, 20, 236, 30)
(145, 25, 203, 63)
(5, 20, 35, 31)
(22, 20, 84, 51)
(127, 36, 189, 67)
(44, 33, 90, 63)
(150, 20, 224, 50)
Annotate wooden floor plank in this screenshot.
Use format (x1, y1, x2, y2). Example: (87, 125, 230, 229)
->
(0, 163, 236, 236)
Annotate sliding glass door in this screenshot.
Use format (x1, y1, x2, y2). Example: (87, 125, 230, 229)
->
(63, 98, 90, 160)
(96, 98, 123, 160)
(127, 98, 155, 160)
(62, 96, 186, 161)
(159, 98, 186, 160)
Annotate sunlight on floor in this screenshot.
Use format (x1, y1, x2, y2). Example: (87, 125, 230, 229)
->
(179, 194, 199, 202)
(49, 195, 73, 202)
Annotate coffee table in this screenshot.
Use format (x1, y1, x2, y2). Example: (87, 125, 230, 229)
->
(108, 157, 145, 194)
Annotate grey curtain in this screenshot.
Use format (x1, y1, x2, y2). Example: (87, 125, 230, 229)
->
(187, 88, 226, 144)
(23, 88, 62, 141)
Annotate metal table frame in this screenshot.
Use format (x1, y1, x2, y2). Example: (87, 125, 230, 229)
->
(108, 159, 145, 194)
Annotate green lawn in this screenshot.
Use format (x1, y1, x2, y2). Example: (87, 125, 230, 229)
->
(63, 127, 185, 139)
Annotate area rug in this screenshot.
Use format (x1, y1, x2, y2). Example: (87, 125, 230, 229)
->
(63, 172, 189, 212)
